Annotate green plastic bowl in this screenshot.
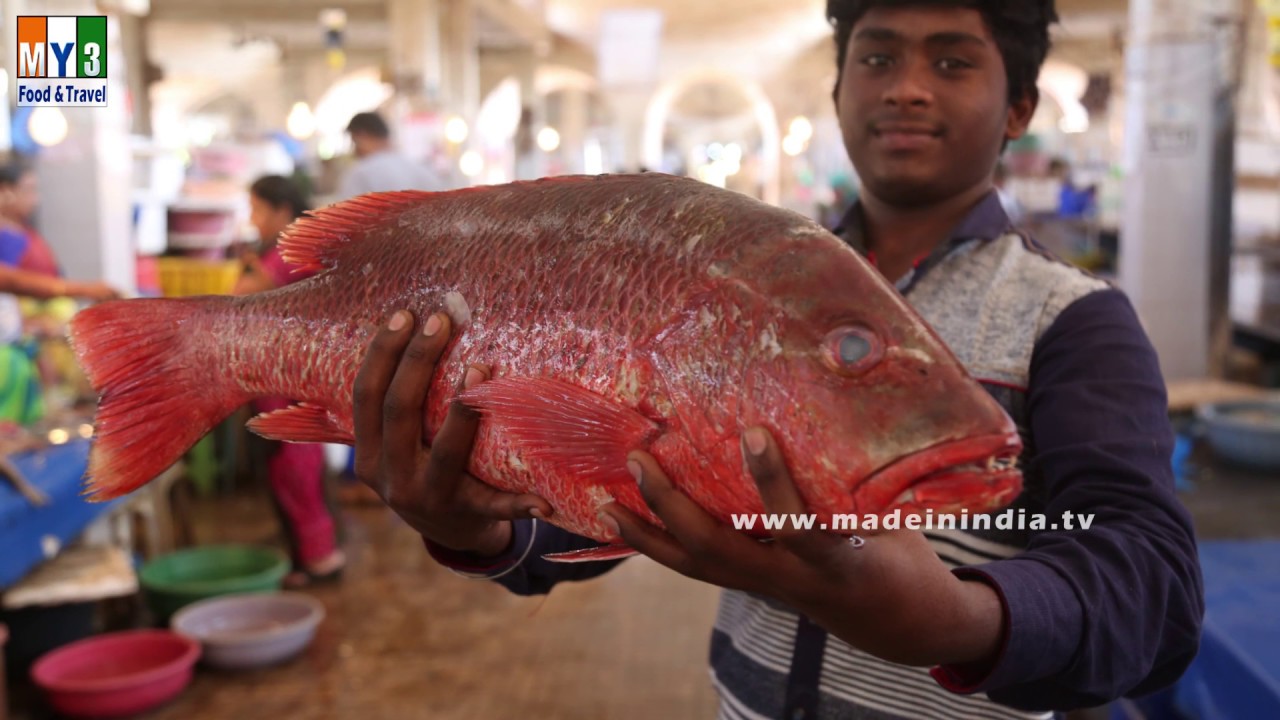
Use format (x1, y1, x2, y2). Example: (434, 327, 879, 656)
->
(139, 546, 289, 622)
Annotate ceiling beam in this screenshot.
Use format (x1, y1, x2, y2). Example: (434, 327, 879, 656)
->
(473, 0, 551, 50)
(149, 2, 385, 24)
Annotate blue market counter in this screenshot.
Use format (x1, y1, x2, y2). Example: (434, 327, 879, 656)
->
(0, 439, 119, 589)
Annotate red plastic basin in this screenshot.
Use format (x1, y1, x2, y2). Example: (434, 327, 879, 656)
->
(31, 629, 201, 718)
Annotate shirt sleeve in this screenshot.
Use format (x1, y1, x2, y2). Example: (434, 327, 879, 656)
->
(337, 165, 366, 202)
(0, 229, 30, 267)
(424, 520, 626, 596)
(259, 247, 318, 287)
(929, 288, 1205, 710)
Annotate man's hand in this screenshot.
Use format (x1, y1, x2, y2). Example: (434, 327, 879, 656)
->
(352, 310, 552, 556)
(599, 428, 1006, 669)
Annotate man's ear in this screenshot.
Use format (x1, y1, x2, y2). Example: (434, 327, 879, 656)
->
(1005, 87, 1038, 142)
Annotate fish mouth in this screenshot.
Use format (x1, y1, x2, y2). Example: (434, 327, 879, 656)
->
(856, 433, 1023, 514)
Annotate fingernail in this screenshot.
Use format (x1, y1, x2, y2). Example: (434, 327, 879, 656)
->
(745, 428, 768, 457)
(529, 508, 545, 520)
(423, 314, 442, 337)
(387, 311, 407, 331)
(598, 511, 620, 536)
(463, 367, 484, 390)
(627, 459, 643, 485)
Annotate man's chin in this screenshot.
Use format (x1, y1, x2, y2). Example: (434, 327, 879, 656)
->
(862, 175, 953, 208)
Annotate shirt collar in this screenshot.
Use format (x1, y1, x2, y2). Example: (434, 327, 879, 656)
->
(832, 189, 1012, 254)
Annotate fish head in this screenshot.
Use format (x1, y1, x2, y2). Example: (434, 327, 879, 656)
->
(734, 231, 1023, 521)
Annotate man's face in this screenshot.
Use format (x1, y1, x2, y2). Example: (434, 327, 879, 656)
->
(10, 172, 39, 220)
(350, 131, 375, 158)
(835, 7, 1035, 207)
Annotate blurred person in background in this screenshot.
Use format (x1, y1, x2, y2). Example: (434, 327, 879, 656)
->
(339, 111, 448, 200)
(0, 163, 63, 278)
(236, 174, 346, 587)
(0, 162, 118, 424)
(350, 1, 1204, 719)
(1048, 157, 1096, 219)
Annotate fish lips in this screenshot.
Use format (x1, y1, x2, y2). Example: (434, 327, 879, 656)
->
(853, 432, 1024, 516)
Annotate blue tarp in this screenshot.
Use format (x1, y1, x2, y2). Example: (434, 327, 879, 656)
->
(1170, 540, 1280, 719)
(0, 439, 119, 588)
(1126, 540, 1280, 719)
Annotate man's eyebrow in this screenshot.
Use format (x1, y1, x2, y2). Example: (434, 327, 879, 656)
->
(925, 31, 988, 48)
(853, 27, 901, 42)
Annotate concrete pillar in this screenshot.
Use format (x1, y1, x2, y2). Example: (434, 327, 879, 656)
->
(441, 0, 480, 121)
(558, 88, 588, 175)
(117, 12, 150, 136)
(512, 48, 542, 179)
(34, 13, 134, 293)
(1119, 0, 1238, 381)
(607, 87, 652, 172)
(387, 0, 443, 108)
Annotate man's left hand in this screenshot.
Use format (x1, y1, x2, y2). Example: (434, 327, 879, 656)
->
(599, 427, 1006, 670)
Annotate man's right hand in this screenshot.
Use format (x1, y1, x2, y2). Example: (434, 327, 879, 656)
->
(352, 310, 553, 557)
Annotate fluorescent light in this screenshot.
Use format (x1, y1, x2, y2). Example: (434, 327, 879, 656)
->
(537, 127, 561, 152)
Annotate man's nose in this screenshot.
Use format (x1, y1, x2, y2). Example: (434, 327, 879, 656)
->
(882, 57, 934, 108)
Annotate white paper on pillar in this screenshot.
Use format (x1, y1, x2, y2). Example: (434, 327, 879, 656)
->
(1120, 39, 1218, 382)
(597, 9, 663, 88)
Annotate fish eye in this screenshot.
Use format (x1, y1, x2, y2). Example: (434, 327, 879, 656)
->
(823, 325, 883, 376)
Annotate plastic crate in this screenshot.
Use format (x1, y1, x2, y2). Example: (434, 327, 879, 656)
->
(156, 258, 240, 297)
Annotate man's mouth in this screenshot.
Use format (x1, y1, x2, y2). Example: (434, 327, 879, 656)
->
(870, 122, 943, 151)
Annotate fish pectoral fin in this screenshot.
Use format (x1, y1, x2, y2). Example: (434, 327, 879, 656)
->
(460, 376, 661, 487)
(247, 403, 354, 445)
(542, 545, 638, 563)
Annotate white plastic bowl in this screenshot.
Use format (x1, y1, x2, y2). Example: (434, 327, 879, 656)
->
(170, 592, 324, 670)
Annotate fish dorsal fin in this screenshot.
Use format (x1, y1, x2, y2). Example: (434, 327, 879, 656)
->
(279, 191, 434, 272)
(460, 376, 662, 488)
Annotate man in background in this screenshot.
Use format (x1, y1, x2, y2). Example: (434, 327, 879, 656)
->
(339, 111, 448, 200)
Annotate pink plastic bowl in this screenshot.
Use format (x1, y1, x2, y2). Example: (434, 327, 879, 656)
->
(31, 630, 201, 718)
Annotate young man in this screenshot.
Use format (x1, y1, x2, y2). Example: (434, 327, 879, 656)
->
(339, 111, 447, 200)
(351, 2, 1204, 717)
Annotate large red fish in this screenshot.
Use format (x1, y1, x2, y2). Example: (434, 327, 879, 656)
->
(70, 174, 1021, 561)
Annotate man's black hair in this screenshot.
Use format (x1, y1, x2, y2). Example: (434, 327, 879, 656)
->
(826, 0, 1058, 106)
(346, 111, 391, 139)
(0, 161, 32, 187)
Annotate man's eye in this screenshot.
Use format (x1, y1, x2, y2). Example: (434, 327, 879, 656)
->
(861, 54, 893, 68)
(937, 58, 973, 71)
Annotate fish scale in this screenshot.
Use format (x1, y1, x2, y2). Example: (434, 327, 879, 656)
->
(69, 173, 1024, 559)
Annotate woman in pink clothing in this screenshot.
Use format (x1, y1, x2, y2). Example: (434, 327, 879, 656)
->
(234, 174, 345, 586)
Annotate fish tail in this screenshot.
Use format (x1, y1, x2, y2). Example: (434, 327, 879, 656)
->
(69, 296, 244, 501)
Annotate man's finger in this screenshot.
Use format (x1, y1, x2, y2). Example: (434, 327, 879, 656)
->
(600, 502, 699, 578)
(743, 427, 845, 563)
(352, 310, 413, 487)
(461, 478, 554, 520)
(629, 451, 758, 560)
(382, 313, 451, 483)
(421, 366, 487, 504)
